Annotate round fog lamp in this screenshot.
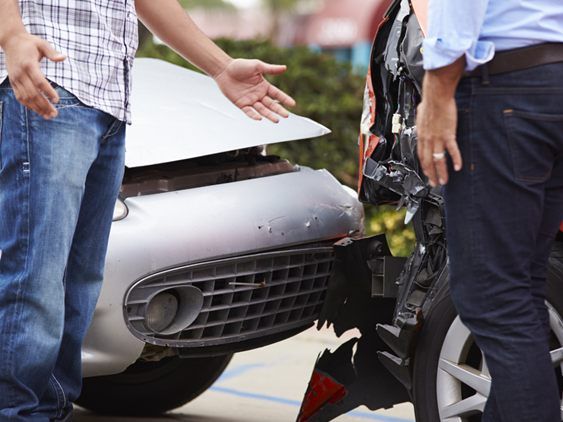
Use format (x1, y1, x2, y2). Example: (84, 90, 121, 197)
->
(113, 198, 128, 221)
(146, 292, 179, 333)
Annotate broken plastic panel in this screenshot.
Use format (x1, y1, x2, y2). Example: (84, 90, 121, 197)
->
(298, 0, 451, 420)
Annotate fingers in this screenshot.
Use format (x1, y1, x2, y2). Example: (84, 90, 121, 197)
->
(446, 137, 463, 172)
(38, 41, 66, 62)
(14, 73, 57, 119)
(29, 66, 59, 104)
(267, 84, 296, 108)
(257, 60, 287, 76)
(254, 101, 280, 123)
(420, 140, 439, 187)
(419, 138, 463, 187)
(263, 96, 289, 118)
(242, 106, 262, 121)
(433, 150, 449, 186)
(251, 94, 294, 123)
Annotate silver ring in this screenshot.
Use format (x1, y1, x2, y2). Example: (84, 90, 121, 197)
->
(432, 152, 446, 162)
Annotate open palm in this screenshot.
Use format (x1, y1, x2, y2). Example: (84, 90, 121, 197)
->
(214, 58, 296, 123)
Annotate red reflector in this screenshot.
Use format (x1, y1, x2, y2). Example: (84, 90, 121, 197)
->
(296, 370, 347, 422)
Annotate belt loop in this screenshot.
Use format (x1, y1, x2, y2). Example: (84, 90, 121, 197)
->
(480, 64, 490, 86)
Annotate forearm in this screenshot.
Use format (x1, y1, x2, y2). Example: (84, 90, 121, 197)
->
(422, 57, 466, 103)
(0, 0, 27, 47)
(135, 0, 231, 77)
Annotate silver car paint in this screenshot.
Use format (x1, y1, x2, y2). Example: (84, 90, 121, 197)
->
(82, 168, 363, 377)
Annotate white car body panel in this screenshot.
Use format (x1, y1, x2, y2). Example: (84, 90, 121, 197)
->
(127, 58, 330, 168)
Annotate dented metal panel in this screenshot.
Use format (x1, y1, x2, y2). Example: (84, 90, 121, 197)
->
(82, 168, 363, 377)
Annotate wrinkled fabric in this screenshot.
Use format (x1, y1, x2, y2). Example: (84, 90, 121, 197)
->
(423, 0, 563, 71)
(0, 80, 125, 420)
(0, 0, 138, 123)
(446, 63, 563, 422)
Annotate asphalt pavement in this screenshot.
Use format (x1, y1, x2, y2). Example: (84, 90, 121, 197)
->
(75, 327, 415, 422)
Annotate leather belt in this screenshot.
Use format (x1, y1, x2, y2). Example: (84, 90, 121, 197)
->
(466, 42, 563, 77)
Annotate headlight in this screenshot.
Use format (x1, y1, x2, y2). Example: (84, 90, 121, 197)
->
(146, 291, 179, 334)
(112, 198, 128, 221)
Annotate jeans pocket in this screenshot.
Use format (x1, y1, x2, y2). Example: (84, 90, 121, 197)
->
(0, 101, 3, 170)
(503, 109, 563, 184)
(48, 82, 83, 109)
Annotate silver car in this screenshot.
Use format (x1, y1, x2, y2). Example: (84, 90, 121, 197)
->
(75, 58, 364, 416)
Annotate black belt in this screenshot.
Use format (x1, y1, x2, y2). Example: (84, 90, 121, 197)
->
(466, 42, 563, 77)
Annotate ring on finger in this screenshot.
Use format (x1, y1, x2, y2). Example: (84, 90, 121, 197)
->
(432, 151, 446, 162)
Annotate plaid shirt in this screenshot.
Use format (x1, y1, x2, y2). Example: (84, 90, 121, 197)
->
(0, 0, 138, 123)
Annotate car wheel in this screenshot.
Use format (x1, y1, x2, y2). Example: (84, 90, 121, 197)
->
(412, 273, 563, 422)
(77, 354, 233, 416)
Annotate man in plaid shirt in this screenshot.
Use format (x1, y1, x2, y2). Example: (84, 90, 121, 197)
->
(0, 1, 295, 420)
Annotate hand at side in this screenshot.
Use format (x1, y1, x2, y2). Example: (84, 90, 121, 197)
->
(2, 33, 65, 119)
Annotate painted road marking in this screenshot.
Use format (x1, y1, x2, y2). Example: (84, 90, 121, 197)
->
(210, 385, 414, 422)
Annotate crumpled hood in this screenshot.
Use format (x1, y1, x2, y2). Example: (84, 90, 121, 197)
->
(126, 58, 330, 168)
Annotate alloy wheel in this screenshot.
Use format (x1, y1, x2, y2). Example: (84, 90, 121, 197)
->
(436, 303, 563, 421)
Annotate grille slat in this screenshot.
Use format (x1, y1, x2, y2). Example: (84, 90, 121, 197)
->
(199, 271, 332, 299)
(137, 258, 334, 290)
(124, 246, 334, 348)
(202, 285, 328, 313)
(183, 299, 325, 331)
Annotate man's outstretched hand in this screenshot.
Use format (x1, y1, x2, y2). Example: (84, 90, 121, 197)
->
(2, 33, 65, 119)
(213, 58, 296, 123)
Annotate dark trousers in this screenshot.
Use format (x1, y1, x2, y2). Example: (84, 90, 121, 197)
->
(445, 62, 563, 422)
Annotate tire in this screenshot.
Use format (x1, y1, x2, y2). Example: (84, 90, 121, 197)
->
(412, 246, 563, 422)
(77, 354, 233, 416)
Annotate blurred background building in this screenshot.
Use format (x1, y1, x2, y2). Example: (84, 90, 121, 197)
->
(183, 0, 389, 69)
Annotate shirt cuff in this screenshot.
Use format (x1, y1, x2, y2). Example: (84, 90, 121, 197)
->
(422, 37, 495, 71)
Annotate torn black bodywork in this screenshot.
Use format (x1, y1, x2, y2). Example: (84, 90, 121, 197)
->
(298, 0, 450, 420)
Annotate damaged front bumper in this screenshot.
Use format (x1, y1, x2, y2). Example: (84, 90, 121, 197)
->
(297, 195, 448, 421)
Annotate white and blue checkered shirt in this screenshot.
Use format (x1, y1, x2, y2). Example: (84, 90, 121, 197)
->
(0, 0, 139, 123)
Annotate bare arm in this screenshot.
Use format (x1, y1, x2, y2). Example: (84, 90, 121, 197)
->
(135, 0, 295, 122)
(416, 57, 465, 186)
(0, 0, 65, 119)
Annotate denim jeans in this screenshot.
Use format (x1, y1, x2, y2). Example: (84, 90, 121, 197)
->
(446, 62, 563, 422)
(0, 80, 125, 420)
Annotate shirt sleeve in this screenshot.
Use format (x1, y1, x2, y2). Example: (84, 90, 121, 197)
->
(422, 0, 495, 71)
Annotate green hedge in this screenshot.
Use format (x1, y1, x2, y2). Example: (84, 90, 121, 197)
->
(137, 39, 415, 256)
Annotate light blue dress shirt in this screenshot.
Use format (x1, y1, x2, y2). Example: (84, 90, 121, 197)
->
(423, 0, 563, 71)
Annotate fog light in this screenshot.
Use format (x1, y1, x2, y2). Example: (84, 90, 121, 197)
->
(146, 292, 179, 333)
(113, 198, 128, 221)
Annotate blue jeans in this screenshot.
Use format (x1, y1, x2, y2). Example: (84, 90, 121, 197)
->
(0, 81, 125, 420)
(446, 63, 563, 422)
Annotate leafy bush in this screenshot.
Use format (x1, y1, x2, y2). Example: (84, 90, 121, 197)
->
(137, 39, 415, 256)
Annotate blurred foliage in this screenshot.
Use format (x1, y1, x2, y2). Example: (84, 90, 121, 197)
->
(261, 0, 299, 37)
(368, 206, 416, 256)
(180, 0, 235, 9)
(137, 39, 415, 256)
(261, 0, 299, 11)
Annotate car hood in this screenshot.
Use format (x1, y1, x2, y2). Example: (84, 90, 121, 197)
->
(126, 58, 330, 168)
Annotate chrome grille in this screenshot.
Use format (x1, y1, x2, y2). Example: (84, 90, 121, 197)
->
(124, 246, 334, 348)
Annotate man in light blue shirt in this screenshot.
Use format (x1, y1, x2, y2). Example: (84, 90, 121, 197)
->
(423, 1, 563, 72)
(416, 1, 563, 421)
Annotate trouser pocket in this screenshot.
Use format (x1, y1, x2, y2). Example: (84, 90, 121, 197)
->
(503, 109, 563, 183)
(0, 101, 3, 170)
